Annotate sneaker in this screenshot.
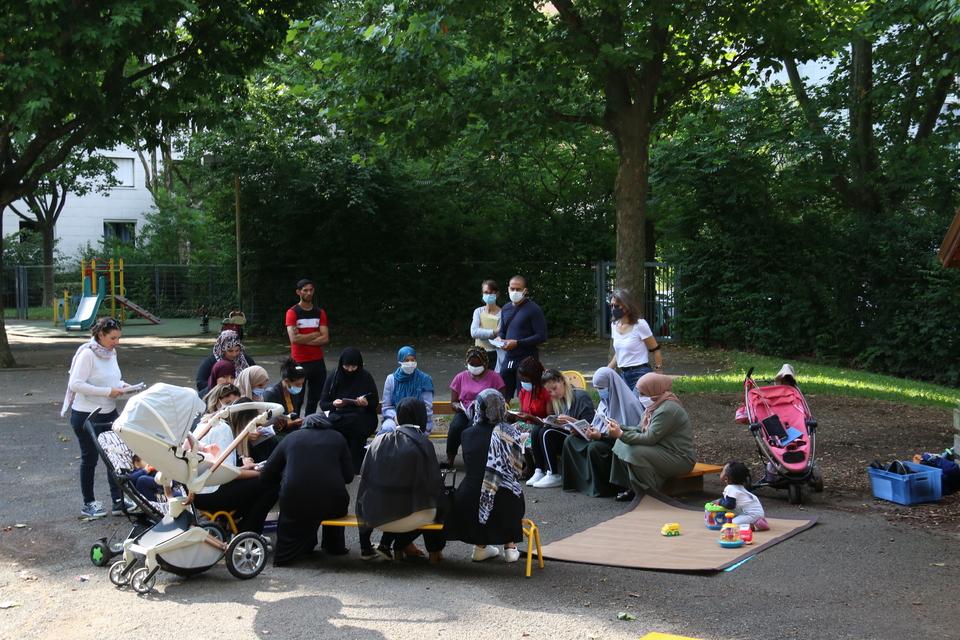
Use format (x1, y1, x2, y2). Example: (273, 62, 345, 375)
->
(374, 544, 394, 561)
(80, 501, 107, 518)
(111, 498, 139, 515)
(503, 547, 521, 563)
(526, 469, 546, 487)
(753, 517, 770, 532)
(533, 471, 562, 488)
(472, 545, 501, 562)
(360, 548, 380, 561)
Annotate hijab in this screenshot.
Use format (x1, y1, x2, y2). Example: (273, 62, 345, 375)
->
(235, 365, 268, 399)
(478, 390, 524, 524)
(396, 396, 428, 430)
(392, 346, 434, 402)
(212, 330, 249, 376)
(636, 373, 681, 429)
(207, 359, 237, 391)
(328, 347, 377, 404)
(591, 366, 646, 428)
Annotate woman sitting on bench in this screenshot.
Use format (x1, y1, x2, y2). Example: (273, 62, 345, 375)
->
(320, 348, 380, 470)
(445, 389, 525, 563)
(447, 347, 505, 467)
(379, 346, 435, 434)
(526, 368, 596, 489)
(356, 397, 445, 562)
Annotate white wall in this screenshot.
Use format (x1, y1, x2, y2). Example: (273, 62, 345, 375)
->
(3, 143, 158, 262)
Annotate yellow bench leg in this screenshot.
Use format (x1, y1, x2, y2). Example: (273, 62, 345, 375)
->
(199, 509, 238, 535)
(521, 518, 544, 578)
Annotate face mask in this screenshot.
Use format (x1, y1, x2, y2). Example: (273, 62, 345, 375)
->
(598, 389, 609, 404)
(252, 387, 265, 398)
(520, 381, 534, 392)
(611, 307, 625, 320)
(288, 385, 303, 395)
(482, 293, 497, 305)
(509, 290, 525, 304)
(467, 364, 485, 376)
(400, 361, 418, 375)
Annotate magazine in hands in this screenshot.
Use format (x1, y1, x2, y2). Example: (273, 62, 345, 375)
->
(488, 337, 507, 349)
(119, 382, 147, 396)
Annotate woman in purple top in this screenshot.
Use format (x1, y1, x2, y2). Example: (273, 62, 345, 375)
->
(447, 346, 505, 467)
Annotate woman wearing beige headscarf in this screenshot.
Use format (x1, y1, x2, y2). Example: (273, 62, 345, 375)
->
(606, 373, 695, 501)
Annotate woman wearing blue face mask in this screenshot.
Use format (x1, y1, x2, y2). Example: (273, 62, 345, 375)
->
(561, 367, 646, 497)
(379, 346, 435, 434)
(264, 358, 307, 436)
(470, 279, 502, 371)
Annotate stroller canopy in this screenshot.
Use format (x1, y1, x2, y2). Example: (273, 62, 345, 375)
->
(114, 383, 205, 445)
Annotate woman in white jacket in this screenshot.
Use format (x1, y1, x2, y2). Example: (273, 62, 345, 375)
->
(62, 317, 134, 518)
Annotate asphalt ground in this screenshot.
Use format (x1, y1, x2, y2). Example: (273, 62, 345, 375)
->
(0, 329, 957, 640)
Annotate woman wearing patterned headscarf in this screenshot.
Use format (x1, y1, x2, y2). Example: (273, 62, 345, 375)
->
(379, 346, 435, 434)
(607, 373, 695, 501)
(444, 389, 525, 563)
(194, 330, 255, 396)
(446, 347, 505, 467)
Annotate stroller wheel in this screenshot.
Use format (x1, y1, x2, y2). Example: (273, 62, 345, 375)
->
(809, 464, 824, 492)
(788, 483, 805, 505)
(90, 540, 112, 567)
(109, 560, 133, 587)
(225, 532, 268, 580)
(200, 521, 228, 543)
(130, 567, 157, 595)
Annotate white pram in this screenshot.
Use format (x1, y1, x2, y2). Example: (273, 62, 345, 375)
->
(107, 383, 284, 594)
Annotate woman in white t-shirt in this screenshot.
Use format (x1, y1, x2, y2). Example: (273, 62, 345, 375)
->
(470, 279, 502, 371)
(62, 317, 133, 519)
(607, 288, 663, 394)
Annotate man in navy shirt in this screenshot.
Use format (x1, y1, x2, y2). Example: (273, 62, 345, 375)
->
(497, 275, 547, 400)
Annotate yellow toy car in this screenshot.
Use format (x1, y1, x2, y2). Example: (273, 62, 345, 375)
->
(660, 522, 681, 536)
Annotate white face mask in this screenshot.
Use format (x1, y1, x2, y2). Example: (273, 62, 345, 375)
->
(508, 290, 525, 303)
(400, 361, 418, 375)
(466, 364, 485, 376)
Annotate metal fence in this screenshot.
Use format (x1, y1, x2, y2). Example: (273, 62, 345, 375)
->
(595, 261, 679, 341)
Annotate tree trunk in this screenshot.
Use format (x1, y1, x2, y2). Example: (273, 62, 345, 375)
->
(0, 205, 19, 367)
(41, 222, 55, 307)
(612, 112, 653, 305)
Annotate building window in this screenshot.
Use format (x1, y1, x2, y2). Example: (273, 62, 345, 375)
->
(107, 157, 135, 188)
(104, 221, 136, 244)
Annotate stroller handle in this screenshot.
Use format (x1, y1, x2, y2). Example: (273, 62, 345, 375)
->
(746, 367, 754, 380)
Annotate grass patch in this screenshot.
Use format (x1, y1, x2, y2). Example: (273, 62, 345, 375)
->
(673, 349, 960, 409)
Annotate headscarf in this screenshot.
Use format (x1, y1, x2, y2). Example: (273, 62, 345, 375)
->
(636, 373, 681, 429)
(212, 330, 249, 376)
(235, 365, 269, 399)
(392, 346, 434, 402)
(465, 346, 489, 369)
(479, 408, 524, 523)
(472, 388, 508, 427)
(396, 396, 428, 430)
(591, 366, 646, 429)
(61, 337, 118, 417)
(327, 347, 364, 394)
(207, 359, 237, 390)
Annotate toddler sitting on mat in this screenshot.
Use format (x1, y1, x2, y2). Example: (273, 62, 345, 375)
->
(716, 460, 770, 531)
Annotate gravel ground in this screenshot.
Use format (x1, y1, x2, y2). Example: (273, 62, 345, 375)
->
(1, 332, 959, 640)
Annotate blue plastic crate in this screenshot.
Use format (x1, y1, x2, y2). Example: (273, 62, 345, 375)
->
(867, 461, 942, 505)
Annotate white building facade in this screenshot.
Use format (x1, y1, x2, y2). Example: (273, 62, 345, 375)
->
(3, 143, 158, 260)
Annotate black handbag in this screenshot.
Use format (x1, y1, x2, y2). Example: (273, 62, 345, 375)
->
(435, 468, 457, 523)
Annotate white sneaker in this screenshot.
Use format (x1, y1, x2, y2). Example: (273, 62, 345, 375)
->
(533, 471, 562, 488)
(525, 469, 545, 486)
(472, 545, 501, 562)
(503, 547, 520, 563)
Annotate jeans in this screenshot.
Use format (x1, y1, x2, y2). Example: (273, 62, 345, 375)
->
(300, 358, 327, 416)
(619, 364, 653, 396)
(70, 409, 122, 504)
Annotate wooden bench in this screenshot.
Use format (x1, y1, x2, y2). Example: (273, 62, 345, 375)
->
(320, 515, 544, 578)
(661, 463, 724, 495)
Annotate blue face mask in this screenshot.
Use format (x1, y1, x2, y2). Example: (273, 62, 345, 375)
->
(288, 385, 302, 395)
(252, 387, 265, 398)
(598, 389, 609, 404)
(520, 381, 534, 392)
(482, 293, 497, 305)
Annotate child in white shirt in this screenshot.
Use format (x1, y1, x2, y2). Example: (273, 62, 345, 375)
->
(716, 461, 770, 531)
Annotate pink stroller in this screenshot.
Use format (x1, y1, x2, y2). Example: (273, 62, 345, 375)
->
(738, 366, 823, 504)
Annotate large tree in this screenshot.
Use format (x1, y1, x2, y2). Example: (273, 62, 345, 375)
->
(0, 0, 313, 366)
(293, 0, 836, 300)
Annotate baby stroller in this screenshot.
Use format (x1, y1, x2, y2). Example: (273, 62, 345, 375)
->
(106, 383, 284, 594)
(738, 366, 823, 504)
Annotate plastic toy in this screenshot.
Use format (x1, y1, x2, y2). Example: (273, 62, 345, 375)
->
(704, 502, 727, 529)
(739, 524, 754, 544)
(660, 522, 681, 536)
(719, 522, 744, 548)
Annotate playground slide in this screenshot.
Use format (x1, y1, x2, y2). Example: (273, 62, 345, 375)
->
(65, 276, 106, 331)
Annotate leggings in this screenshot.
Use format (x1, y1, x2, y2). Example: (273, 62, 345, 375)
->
(528, 424, 569, 474)
(446, 411, 471, 461)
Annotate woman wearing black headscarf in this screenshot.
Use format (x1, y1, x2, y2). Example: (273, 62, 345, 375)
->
(319, 347, 380, 468)
(258, 413, 355, 566)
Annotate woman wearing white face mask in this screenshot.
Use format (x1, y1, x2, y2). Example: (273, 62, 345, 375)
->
(264, 358, 306, 437)
(470, 279, 502, 370)
(379, 346, 435, 434)
(447, 347, 505, 467)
